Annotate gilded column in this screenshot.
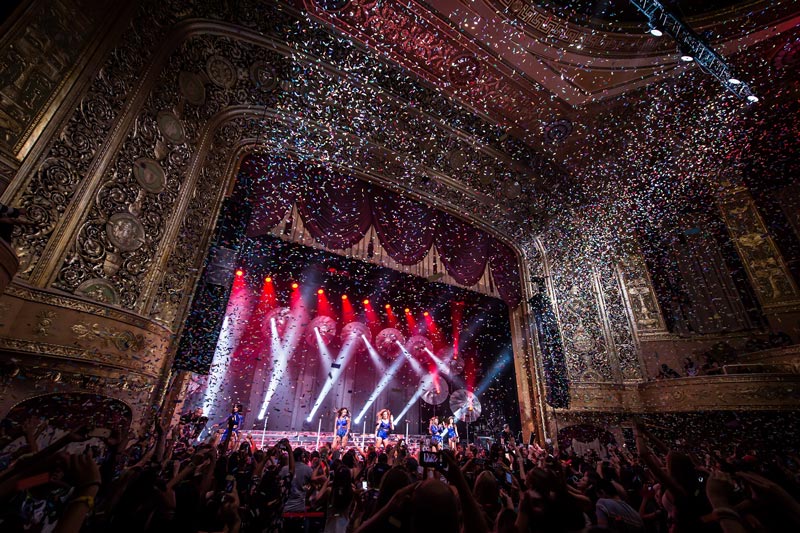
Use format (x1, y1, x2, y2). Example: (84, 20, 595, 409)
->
(718, 187, 800, 336)
(617, 250, 668, 337)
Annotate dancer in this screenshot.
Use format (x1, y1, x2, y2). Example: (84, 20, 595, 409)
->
(374, 409, 394, 449)
(429, 415, 443, 451)
(446, 416, 459, 449)
(219, 403, 244, 453)
(332, 407, 351, 450)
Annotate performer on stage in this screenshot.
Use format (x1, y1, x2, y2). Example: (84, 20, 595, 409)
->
(374, 409, 394, 449)
(332, 407, 351, 450)
(219, 403, 244, 452)
(500, 422, 515, 450)
(429, 416, 443, 451)
(445, 416, 459, 450)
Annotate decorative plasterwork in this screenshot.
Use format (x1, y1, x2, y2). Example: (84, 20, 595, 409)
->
(719, 188, 800, 307)
(0, 281, 169, 378)
(568, 375, 800, 412)
(6, 2, 552, 298)
(0, 0, 118, 161)
(418, 0, 800, 105)
(301, 0, 569, 143)
(618, 252, 668, 335)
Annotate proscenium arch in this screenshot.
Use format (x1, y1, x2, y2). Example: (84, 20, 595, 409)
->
(4, 14, 551, 442)
(7, 17, 534, 289)
(162, 126, 551, 443)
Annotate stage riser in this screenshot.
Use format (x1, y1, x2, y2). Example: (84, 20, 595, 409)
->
(214, 430, 494, 450)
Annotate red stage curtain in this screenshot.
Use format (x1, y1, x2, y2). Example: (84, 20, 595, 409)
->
(296, 167, 372, 249)
(434, 212, 490, 287)
(489, 240, 523, 308)
(370, 187, 436, 265)
(244, 158, 523, 307)
(245, 158, 300, 237)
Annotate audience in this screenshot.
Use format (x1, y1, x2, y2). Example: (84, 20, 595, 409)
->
(0, 412, 798, 533)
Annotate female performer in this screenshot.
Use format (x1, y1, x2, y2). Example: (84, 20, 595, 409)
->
(219, 403, 244, 452)
(446, 416, 459, 450)
(429, 416, 443, 451)
(374, 409, 394, 449)
(332, 407, 351, 450)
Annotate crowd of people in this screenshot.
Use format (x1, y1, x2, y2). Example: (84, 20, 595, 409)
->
(1, 407, 800, 533)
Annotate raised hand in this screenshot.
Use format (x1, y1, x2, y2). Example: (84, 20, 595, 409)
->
(65, 453, 102, 490)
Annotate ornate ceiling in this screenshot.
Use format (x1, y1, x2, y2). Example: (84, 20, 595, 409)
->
(301, 0, 800, 148)
(536, 0, 751, 27)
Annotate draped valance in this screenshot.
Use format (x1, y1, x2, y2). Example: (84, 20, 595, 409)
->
(245, 157, 522, 307)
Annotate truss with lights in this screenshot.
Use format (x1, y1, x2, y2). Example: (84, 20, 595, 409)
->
(631, 0, 758, 103)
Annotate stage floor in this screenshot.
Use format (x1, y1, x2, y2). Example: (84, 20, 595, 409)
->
(221, 430, 490, 451)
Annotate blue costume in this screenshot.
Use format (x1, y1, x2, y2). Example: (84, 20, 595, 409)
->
(221, 411, 243, 442)
(447, 425, 456, 439)
(430, 423, 443, 444)
(336, 416, 349, 438)
(376, 419, 392, 440)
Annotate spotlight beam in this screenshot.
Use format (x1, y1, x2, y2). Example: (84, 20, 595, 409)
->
(257, 318, 287, 420)
(355, 354, 406, 424)
(424, 348, 466, 389)
(257, 303, 307, 420)
(396, 341, 424, 376)
(314, 328, 333, 366)
(306, 335, 361, 422)
(473, 350, 513, 397)
(362, 336, 386, 372)
(393, 373, 435, 427)
(423, 348, 452, 376)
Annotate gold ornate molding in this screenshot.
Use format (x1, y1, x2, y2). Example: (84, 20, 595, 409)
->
(0, 281, 170, 379)
(568, 374, 800, 413)
(0, 0, 124, 161)
(719, 189, 800, 306)
(618, 253, 668, 335)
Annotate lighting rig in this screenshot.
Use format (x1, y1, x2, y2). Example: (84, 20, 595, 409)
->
(630, 0, 759, 103)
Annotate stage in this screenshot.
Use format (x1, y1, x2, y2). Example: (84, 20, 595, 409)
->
(183, 233, 521, 439)
(209, 430, 494, 452)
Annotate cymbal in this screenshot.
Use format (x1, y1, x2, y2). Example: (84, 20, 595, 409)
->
(450, 389, 481, 422)
(421, 378, 449, 406)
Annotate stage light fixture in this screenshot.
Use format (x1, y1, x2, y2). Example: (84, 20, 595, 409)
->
(235, 269, 244, 277)
(747, 95, 759, 103)
(728, 78, 741, 85)
(404, 308, 410, 313)
(265, 277, 272, 283)
(423, 311, 429, 317)
(292, 282, 299, 289)
(317, 289, 324, 295)
(631, 0, 756, 102)
(363, 299, 370, 305)
(647, 22, 663, 37)
(385, 304, 391, 309)
(342, 294, 348, 300)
